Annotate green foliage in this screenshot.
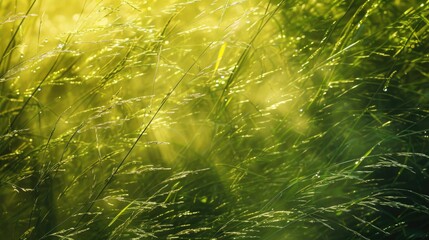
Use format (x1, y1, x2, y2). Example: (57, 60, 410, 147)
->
(1, 0, 428, 239)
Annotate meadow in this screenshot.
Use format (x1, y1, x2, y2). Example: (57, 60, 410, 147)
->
(1, 0, 428, 239)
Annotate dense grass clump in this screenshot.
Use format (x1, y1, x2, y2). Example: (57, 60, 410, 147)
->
(1, 0, 428, 239)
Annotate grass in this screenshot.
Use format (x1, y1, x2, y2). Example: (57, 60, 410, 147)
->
(1, 0, 428, 239)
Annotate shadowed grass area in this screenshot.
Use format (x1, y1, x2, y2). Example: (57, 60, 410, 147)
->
(1, 0, 428, 239)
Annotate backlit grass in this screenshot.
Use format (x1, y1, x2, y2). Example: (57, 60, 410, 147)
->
(1, 0, 428, 239)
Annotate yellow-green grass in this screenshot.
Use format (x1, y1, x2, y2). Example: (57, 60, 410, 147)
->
(1, 0, 428, 239)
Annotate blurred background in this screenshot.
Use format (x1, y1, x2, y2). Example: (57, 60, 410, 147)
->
(1, 0, 428, 239)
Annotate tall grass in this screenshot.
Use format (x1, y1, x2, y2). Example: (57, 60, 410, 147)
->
(1, 0, 428, 239)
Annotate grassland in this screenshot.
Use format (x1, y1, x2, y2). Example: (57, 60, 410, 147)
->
(1, 0, 428, 239)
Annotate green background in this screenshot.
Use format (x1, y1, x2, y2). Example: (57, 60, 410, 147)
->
(1, 0, 428, 239)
